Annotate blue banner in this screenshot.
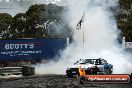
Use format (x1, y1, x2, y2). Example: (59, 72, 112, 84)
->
(0, 38, 67, 60)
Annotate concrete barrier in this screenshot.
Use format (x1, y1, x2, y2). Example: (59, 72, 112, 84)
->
(0, 66, 35, 76)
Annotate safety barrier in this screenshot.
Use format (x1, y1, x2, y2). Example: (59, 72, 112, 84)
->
(0, 66, 35, 76)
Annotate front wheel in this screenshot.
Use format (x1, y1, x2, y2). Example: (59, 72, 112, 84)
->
(109, 69, 113, 74)
(66, 73, 73, 78)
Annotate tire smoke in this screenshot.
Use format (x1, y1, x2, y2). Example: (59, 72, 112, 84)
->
(35, 0, 132, 74)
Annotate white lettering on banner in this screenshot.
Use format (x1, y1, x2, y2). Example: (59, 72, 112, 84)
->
(5, 44, 9, 49)
(88, 77, 128, 81)
(1, 50, 42, 56)
(30, 44, 34, 49)
(5, 44, 34, 50)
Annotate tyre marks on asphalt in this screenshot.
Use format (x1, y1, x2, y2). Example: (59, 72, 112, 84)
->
(0, 75, 132, 88)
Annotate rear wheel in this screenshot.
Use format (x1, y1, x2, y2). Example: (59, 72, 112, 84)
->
(90, 68, 100, 74)
(67, 73, 73, 78)
(90, 68, 95, 74)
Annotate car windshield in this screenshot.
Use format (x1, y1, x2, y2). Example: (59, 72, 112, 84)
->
(74, 59, 96, 65)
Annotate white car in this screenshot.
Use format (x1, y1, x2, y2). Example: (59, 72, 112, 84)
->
(66, 58, 113, 77)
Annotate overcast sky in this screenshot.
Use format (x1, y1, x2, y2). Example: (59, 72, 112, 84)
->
(0, 0, 61, 3)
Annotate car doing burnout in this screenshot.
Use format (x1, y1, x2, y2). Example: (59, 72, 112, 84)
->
(66, 58, 113, 77)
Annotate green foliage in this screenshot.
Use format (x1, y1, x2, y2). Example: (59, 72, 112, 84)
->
(0, 4, 73, 39)
(0, 13, 12, 39)
(117, 0, 132, 41)
(118, 0, 132, 9)
(26, 4, 46, 16)
(11, 13, 27, 38)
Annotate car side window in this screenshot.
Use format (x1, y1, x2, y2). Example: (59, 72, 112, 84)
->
(104, 60, 108, 64)
(101, 60, 105, 64)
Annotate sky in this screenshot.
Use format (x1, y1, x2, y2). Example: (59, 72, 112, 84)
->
(0, 0, 61, 3)
(0, 0, 9, 2)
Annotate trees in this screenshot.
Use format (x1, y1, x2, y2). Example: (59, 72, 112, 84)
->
(39, 4, 72, 38)
(0, 4, 73, 39)
(117, 0, 132, 41)
(0, 13, 12, 39)
(118, 0, 132, 9)
(25, 4, 73, 38)
(11, 13, 27, 38)
(26, 4, 46, 38)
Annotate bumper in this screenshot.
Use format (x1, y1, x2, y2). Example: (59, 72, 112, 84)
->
(66, 68, 78, 76)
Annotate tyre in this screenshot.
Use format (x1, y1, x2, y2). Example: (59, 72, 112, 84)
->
(77, 76, 86, 84)
(67, 73, 73, 78)
(90, 68, 95, 74)
(22, 66, 30, 76)
(30, 67, 35, 75)
(22, 66, 35, 76)
(90, 68, 99, 74)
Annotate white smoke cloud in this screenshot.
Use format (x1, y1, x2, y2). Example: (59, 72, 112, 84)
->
(35, 0, 132, 74)
(0, 0, 131, 74)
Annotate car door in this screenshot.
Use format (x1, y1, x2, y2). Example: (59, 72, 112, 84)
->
(96, 59, 104, 72)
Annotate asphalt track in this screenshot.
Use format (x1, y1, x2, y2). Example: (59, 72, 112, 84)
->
(0, 75, 132, 88)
